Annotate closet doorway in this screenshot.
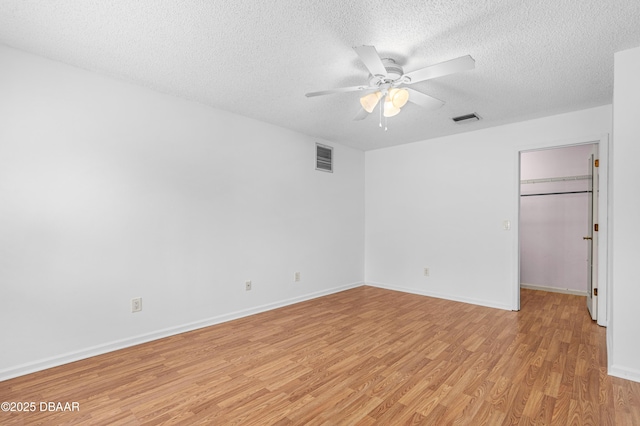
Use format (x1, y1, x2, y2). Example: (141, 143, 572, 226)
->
(519, 144, 599, 321)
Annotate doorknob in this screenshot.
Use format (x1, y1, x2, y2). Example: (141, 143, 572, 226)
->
(583, 236, 592, 240)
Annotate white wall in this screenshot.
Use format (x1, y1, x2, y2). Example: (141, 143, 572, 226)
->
(0, 46, 365, 380)
(365, 105, 611, 311)
(520, 145, 595, 293)
(609, 45, 640, 382)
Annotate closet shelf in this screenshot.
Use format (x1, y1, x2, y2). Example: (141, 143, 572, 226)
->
(520, 174, 591, 185)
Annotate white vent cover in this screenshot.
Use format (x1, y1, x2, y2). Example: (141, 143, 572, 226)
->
(316, 143, 333, 172)
(452, 113, 481, 123)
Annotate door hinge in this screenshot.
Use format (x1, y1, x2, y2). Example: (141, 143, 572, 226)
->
(594, 288, 598, 296)
(594, 223, 598, 232)
(595, 159, 599, 167)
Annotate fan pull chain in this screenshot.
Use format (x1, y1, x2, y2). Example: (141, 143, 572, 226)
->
(382, 100, 388, 131)
(378, 95, 388, 131)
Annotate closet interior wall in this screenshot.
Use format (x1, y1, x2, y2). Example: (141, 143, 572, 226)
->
(520, 144, 595, 294)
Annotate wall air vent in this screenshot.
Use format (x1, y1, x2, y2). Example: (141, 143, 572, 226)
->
(316, 143, 333, 173)
(452, 113, 481, 124)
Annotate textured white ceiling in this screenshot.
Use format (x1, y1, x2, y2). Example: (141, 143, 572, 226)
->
(1, 0, 639, 150)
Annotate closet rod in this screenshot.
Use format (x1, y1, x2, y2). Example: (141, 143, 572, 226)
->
(521, 190, 591, 197)
(520, 174, 591, 185)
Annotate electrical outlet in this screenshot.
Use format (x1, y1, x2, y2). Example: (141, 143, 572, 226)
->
(245, 280, 252, 291)
(131, 297, 142, 313)
(294, 272, 301, 282)
(424, 268, 430, 277)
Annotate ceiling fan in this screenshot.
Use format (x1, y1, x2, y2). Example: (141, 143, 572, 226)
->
(305, 45, 475, 123)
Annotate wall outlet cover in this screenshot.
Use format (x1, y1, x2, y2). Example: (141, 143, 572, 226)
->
(131, 297, 142, 313)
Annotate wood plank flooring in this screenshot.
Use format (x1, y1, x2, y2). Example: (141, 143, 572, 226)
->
(1, 287, 639, 425)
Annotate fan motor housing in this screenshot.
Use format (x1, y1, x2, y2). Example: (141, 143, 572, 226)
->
(369, 58, 404, 85)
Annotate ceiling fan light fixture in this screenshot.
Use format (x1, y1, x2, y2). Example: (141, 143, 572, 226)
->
(360, 92, 382, 113)
(389, 88, 409, 108)
(383, 96, 401, 117)
(306, 46, 475, 128)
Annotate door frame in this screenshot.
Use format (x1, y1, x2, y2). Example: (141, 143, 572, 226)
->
(513, 133, 609, 327)
(586, 149, 599, 320)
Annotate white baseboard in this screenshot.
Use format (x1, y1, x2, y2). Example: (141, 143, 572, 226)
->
(520, 283, 588, 296)
(366, 281, 513, 311)
(0, 281, 364, 382)
(609, 364, 640, 384)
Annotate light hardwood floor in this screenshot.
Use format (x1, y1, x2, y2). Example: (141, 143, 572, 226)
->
(1, 287, 639, 425)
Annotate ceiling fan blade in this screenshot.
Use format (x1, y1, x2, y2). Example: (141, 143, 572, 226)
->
(403, 55, 475, 84)
(353, 45, 388, 77)
(405, 88, 444, 109)
(353, 108, 370, 121)
(305, 85, 370, 97)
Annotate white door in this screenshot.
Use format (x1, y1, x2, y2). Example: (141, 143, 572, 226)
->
(586, 149, 599, 320)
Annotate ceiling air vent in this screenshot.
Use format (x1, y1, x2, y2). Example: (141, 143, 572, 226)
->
(452, 113, 481, 124)
(316, 143, 333, 173)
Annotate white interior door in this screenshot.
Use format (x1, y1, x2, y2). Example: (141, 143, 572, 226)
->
(586, 149, 599, 320)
